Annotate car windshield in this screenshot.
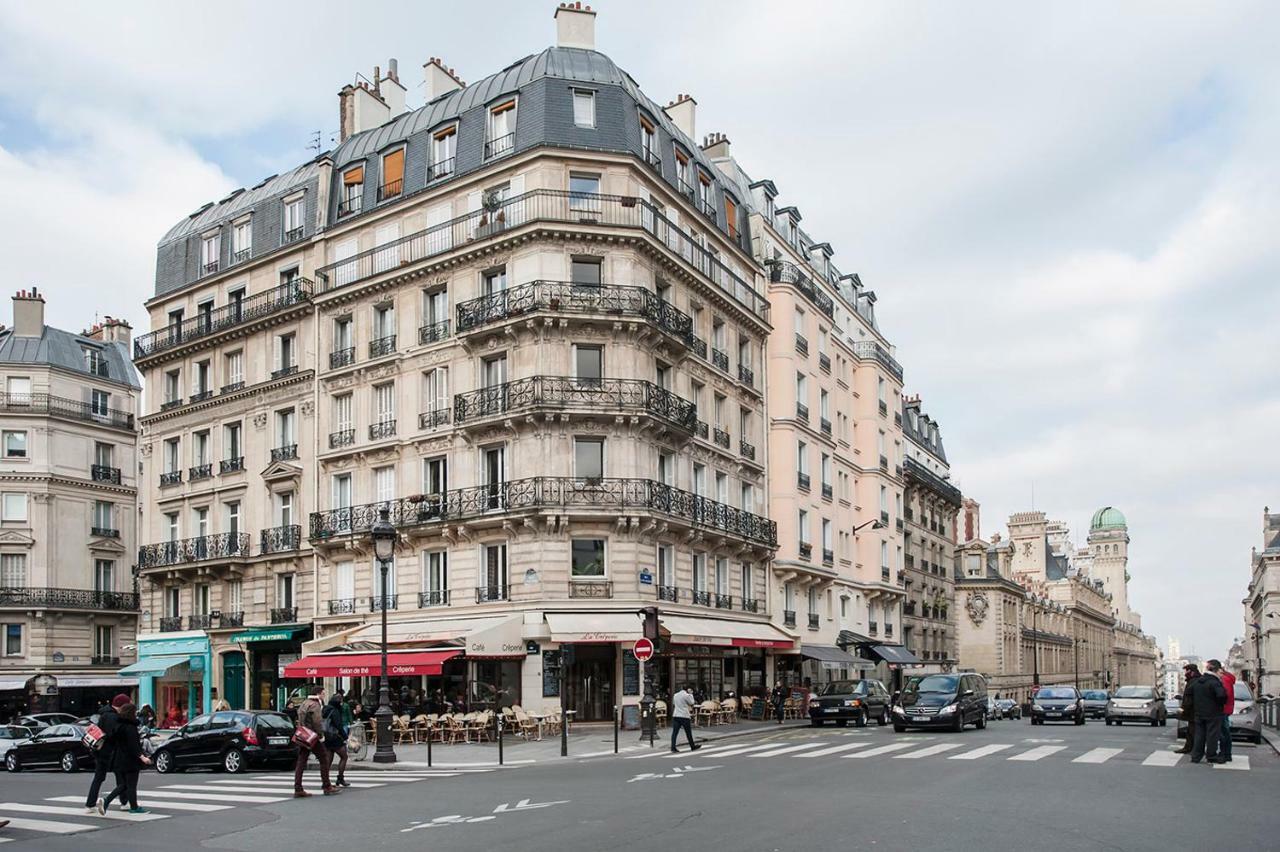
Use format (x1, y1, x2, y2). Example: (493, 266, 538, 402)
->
(1114, 687, 1154, 699)
(1083, 691, 1109, 700)
(1234, 683, 1253, 701)
(1036, 688, 1077, 699)
(819, 681, 866, 696)
(0, 726, 31, 738)
(905, 675, 959, 694)
(255, 713, 294, 732)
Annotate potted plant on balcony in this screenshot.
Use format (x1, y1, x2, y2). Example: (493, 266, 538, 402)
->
(476, 189, 506, 237)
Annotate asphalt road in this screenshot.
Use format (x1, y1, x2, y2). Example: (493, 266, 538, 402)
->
(0, 718, 1274, 851)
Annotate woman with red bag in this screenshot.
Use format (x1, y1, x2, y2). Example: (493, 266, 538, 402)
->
(293, 685, 338, 798)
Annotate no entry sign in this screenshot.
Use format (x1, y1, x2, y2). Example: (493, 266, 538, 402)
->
(632, 637, 655, 662)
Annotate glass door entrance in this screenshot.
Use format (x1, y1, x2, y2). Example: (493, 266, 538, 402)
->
(564, 643, 616, 722)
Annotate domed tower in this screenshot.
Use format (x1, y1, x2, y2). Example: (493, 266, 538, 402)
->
(1087, 507, 1130, 623)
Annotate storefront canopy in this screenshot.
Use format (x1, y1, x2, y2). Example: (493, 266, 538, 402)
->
(868, 645, 922, 665)
(345, 615, 523, 658)
(283, 649, 463, 679)
(118, 655, 202, 677)
(58, 677, 140, 687)
(801, 644, 877, 670)
(545, 612, 644, 644)
(230, 626, 308, 644)
(0, 678, 27, 691)
(661, 615, 795, 649)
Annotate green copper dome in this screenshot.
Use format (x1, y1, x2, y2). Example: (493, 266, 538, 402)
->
(1090, 506, 1127, 530)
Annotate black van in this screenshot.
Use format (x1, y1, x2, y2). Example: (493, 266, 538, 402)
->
(892, 672, 988, 732)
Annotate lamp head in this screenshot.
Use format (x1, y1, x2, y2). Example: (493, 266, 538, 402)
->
(371, 506, 396, 562)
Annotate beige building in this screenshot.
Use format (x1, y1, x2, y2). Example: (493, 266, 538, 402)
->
(1243, 507, 1280, 695)
(0, 289, 141, 718)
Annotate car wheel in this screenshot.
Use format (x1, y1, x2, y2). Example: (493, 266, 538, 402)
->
(154, 749, 175, 774)
(1252, 733, 1263, 745)
(878, 708, 889, 726)
(60, 751, 79, 773)
(1114, 720, 1122, 726)
(5, 752, 19, 772)
(1105, 718, 1112, 726)
(855, 712, 868, 728)
(810, 719, 823, 727)
(893, 723, 906, 733)
(223, 748, 244, 774)
(977, 713, 987, 730)
(1076, 715, 1085, 726)
(953, 713, 964, 733)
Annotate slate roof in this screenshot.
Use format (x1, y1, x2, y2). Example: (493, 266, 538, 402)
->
(1044, 541, 1071, 581)
(0, 326, 141, 389)
(161, 158, 324, 245)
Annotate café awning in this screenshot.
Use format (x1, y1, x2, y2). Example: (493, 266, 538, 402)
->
(801, 644, 877, 670)
(118, 655, 201, 677)
(869, 645, 922, 665)
(282, 649, 462, 679)
(545, 612, 644, 644)
(346, 615, 523, 658)
(660, 615, 795, 649)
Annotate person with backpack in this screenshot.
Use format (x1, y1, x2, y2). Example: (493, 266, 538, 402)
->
(323, 692, 351, 787)
(83, 693, 128, 814)
(97, 703, 151, 815)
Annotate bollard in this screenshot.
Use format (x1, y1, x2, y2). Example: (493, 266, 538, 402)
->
(427, 721, 432, 767)
(614, 705, 619, 754)
(498, 712, 504, 766)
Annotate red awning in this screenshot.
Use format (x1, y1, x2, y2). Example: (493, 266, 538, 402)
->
(282, 649, 461, 678)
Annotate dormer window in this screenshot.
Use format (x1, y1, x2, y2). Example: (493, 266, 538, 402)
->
(339, 166, 364, 217)
(83, 347, 108, 378)
(639, 114, 659, 170)
(282, 195, 305, 243)
(379, 148, 404, 201)
(697, 171, 714, 218)
(486, 99, 516, 159)
(573, 89, 595, 128)
(231, 217, 252, 264)
(674, 147, 692, 196)
(724, 194, 739, 240)
(200, 232, 220, 276)
(431, 125, 457, 180)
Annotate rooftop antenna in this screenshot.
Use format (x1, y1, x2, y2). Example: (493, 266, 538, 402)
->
(307, 131, 322, 154)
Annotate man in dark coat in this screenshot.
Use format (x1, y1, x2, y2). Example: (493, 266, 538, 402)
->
(83, 693, 128, 812)
(1176, 665, 1199, 754)
(1187, 666, 1228, 764)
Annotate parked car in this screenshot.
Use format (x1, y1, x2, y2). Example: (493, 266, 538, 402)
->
(985, 696, 1001, 720)
(1228, 681, 1262, 744)
(1081, 690, 1110, 719)
(808, 679, 891, 727)
(995, 698, 1022, 719)
(892, 673, 988, 732)
(13, 713, 80, 731)
(0, 726, 33, 759)
(4, 724, 94, 772)
(1030, 686, 1085, 725)
(1106, 686, 1166, 726)
(152, 710, 298, 774)
(1164, 696, 1181, 717)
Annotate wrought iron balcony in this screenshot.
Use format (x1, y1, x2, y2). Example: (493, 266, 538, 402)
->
(797, 472, 810, 491)
(138, 533, 251, 569)
(884, 623, 894, 638)
(159, 616, 183, 632)
(271, 364, 299, 380)
(260, 525, 301, 554)
(695, 420, 709, 439)
(768, 260, 835, 319)
(714, 593, 732, 609)
(418, 319, 451, 345)
(134, 280, 313, 360)
(428, 157, 454, 181)
(799, 541, 812, 560)
(221, 381, 244, 394)
(896, 518, 905, 532)
(284, 226, 305, 244)
(370, 594, 398, 612)
(161, 399, 183, 411)
(189, 390, 213, 404)
(823, 548, 834, 566)
(222, 611, 245, 627)
(644, 148, 662, 170)
(783, 610, 797, 627)
(328, 598, 357, 615)
(879, 400, 888, 416)
(475, 585, 509, 603)
(337, 195, 362, 218)
(711, 348, 729, 372)
(568, 581, 613, 599)
(853, 340, 904, 383)
(314, 190, 768, 319)
(795, 333, 808, 356)
(902, 456, 963, 507)
(232, 248, 251, 265)
(690, 335, 707, 359)
(808, 613, 820, 630)
(741, 597, 760, 613)
(454, 376, 696, 434)
(329, 347, 355, 369)
(188, 614, 213, 630)
(881, 566, 891, 581)
(91, 655, 120, 666)
(692, 590, 711, 607)
(221, 456, 245, 474)
(820, 417, 831, 436)
(203, 260, 219, 276)
(0, 587, 139, 611)
(159, 471, 182, 487)
(456, 280, 693, 345)
(91, 464, 121, 484)
(796, 402, 809, 422)
(880, 455, 888, 472)
(419, 409, 450, 430)
(272, 444, 298, 462)
(904, 601, 917, 616)
(91, 526, 119, 539)
(484, 132, 515, 159)
(329, 429, 355, 449)
(821, 484, 833, 501)
(419, 590, 450, 608)
(189, 463, 212, 481)
(738, 364, 754, 386)
(869, 620, 879, 634)
(881, 510, 890, 525)
(713, 427, 730, 449)
(657, 585, 679, 602)
(0, 392, 134, 431)
(369, 420, 397, 440)
(819, 352, 831, 373)
(377, 178, 403, 202)
(310, 476, 777, 548)
(369, 335, 397, 358)
(740, 440, 756, 461)
(699, 197, 717, 220)
(271, 607, 298, 624)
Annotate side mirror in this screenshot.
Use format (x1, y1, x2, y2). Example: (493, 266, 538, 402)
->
(962, 689, 974, 698)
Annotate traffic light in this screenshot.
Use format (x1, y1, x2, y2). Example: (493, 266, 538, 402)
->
(642, 606, 659, 641)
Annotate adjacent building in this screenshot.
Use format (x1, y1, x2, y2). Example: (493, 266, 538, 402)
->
(1243, 507, 1280, 695)
(0, 290, 141, 718)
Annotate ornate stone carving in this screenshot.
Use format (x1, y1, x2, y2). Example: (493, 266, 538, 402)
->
(139, 443, 153, 458)
(966, 591, 989, 626)
(252, 413, 268, 430)
(300, 399, 315, 417)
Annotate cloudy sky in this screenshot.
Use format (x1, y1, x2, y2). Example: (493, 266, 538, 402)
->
(2, 1, 1275, 659)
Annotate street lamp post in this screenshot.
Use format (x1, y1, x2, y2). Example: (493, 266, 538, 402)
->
(1031, 603, 1040, 691)
(370, 506, 397, 764)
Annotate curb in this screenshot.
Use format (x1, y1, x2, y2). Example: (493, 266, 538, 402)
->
(1260, 729, 1280, 757)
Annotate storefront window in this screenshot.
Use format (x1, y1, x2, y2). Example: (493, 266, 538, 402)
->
(470, 660, 522, 709)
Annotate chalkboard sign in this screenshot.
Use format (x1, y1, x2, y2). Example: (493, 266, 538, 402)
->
(622, 649, 640, 696)
(749, 698, 766, 720)
(542, 651, 561, 698)
(622, 704, 640, 730)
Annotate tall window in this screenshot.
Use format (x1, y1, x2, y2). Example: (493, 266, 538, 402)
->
(574, 345, 603, 384)
(574, 438, 604, 481)
(422, 551, 448, 602)
(91, 389, 110, 417)
(277, 573, 295, 608)
(657, 544, 674, 588)
(225, 351, 243, 388)
(165, 587, 180, 618)
(798, 510, 809, 546)
(374, 466, 396, 506)
(796, 441, 808, 476)
(569, 173, 601, 210)
(228, 580, 243, 614)
(194, 584, 211, 616)
(3, 624, 21, 657)
(341, 165, 364, 213)
(571, 539, 606, 578)
(164, 439, 180, 473)
(423, 456, 448, 495)
(374, 383, 395, 426)
(277, 491, 293, 527)
(380, 148, 405, 199)
(193, 430, 209, 465)
(0, 554, 26, 587)
(232, 217, 252, 260)
(740, 562, 753, 600)
(572, 89, 595, 127)
(92, 500, 114, 532)
(224, 423, 241, 461)
(432, 126, 457, 177)
(333, 561, 354, 602)
(201, 232, 220, 273)
(333, 394, 352, 433)
(94, 559, 114, 592)
(374, 303, 395, 341)
(226, 501, 240, 537)
(283, 196, 304, 239)
(714, 557, 728, 595)
(276, 409, 295, 448)
(94, 625, 114, 659)
(423, 368, 448, 417)
(277, 334, 295, 372)
(483, 543, 508, 592)
(487, 99, 517, 156)
(164, 370, 180, 403)
(692, 552, 706, 592)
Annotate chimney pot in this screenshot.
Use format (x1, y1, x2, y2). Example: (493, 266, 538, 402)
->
(555, 0, 597, 50)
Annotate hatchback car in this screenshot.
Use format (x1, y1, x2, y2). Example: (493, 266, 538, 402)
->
(808, 679, 891, 727)
(1106, 686, 1166, 726)
(1030, 687, 1085, 725)
(4, 724, 94, 772)
(152, 710, 298, 774)
(0, 726, 33, 759)
(995, 698, 1022, 719)
(1228, 681, 1262, 744)
(892, 673, 988, 732)
(1081, 690, 1110, 719)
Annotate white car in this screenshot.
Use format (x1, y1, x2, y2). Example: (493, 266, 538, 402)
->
(0, 725, 34, 758)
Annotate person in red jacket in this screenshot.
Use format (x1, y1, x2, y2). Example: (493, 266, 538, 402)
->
(1207, 660, 1236, 763)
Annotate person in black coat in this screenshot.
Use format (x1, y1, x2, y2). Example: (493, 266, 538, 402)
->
(98, 704, 152, 814)
(1176, 664, 1200, 754)
(83, 693, 127, 812)
(323, 693, 351, 788)
(1186, 669, 1228, 764)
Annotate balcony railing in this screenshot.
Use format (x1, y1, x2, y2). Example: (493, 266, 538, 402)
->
(329, 347, 355, 369)
(738, 364, 754, 386)
(476, 585, 509, 603)
(0, 587, 139, 611)
(818, 352, 831, 373)
(658, 585, 679, 602)
(644, 148, 662, 170)
(188, 614, 213, 630)
(138, 533, 251, 568)
(741, 597, 760, 613)
(428, 157, 454, 182)
(314, 190, 768, 319)
(822, 548, 834, 566)
(419, 409, 451, 430)
(713, 427, 730, 449)
(91, 464, 121, 484)
(799, 542, 812, 560)
(711, 348, 729, 372)
(159, 471, 182, 487)
(797, 473, 810, 491)
(796, 403, 809, 422)
(271, 364, 299, 380)
(853, 340, 904, 383)
(795, 333, 809, 356)
(692, 590, 711, 607)
(91, 526, 119, 538)
(329, 429, 355, 449)
(903, 456, 963, 506)
(284, 226, 305, 244)
(820, 417, 831, 436)
(695, 420, 709, 439)
(881, 566, 891, 581)
(370, 594, 399, 612)
(768, 260, 834, 319)
(485, 132, 515, 159)
(272, 444, 298, 462)
(740, 440, 756, 461)
(260, 525, 301, 554)
(159, 616, 183, 632)
(880, 456, 889, 472)
(714, 593, 732, 610)
(337, 195, 362, 218)
(690, 335, 707, 359)
(418, 319, 451, 345)
(808, 613, 820, 630)
(222, 611, 245, 627)
(869, 621, 879, 634)
(271, 606, 299, 624)
(220, 456, 245, 474)
(784, 610, 797, 627)
(328, 598, 357, 615)
(454, 376, 696, 434)
(419, 590, 450, 608)
(91, 655, 121, 666)
(189, 463, 212, 481)
(134, 280, 313, 359)
(221, 381, 244, 394)
(822, 484, 833, 501)
(0, 392, 134, 431)
(189, 389, 213, 404)
(369, 420, 397, 441)
(369, 335, 397, 358)
(879, 400, 888, 416)
(568, 581, 613, 599)
(456, 280, 693, 345)
(377, 179, 404, 202)
(310, 477, 778, 547)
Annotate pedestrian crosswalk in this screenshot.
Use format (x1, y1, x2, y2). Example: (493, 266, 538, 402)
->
(0, 767, 496, 844)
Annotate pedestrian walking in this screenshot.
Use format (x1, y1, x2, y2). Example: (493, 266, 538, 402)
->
(1176, 664, 1199, 754)
(771, 683, 787, 724)
(1186, 665, 1228, 764)
(97, 703, 151, 814)
(323, 692, 351, 787)
(138, 704, 156, 730)
(669, 684, 700, 753)
(83, 693, 127, 814)
(1207, 659, 1236, 763)
(294, 685, 338, 797)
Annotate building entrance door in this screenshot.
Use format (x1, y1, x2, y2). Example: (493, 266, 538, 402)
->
(223, 652, 246, 710)
(565, 643, 615, 722)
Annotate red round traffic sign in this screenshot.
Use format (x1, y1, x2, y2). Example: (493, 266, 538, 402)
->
(633, 637, 655, 662)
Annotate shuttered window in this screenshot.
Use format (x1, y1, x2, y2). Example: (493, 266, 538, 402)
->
(343, 166, 364, 186)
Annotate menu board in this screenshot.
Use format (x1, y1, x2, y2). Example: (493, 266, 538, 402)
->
(622, 649, 641, 696)
(542, 650, 561, 698)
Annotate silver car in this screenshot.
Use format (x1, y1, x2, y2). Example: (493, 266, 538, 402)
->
(1106, 685, 1167, 726)
(1228, 682, 1262, 744)
(0, 726, 33, 759)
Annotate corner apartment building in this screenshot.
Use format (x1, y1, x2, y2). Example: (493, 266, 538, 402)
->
(134, 5, 790, 720)
(0, 290, 141, 718)
(1243, 507, 1280, 694)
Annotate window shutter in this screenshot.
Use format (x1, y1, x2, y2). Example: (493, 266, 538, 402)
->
(382, 150, 404, 187)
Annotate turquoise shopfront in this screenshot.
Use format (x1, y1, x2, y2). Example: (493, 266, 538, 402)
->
(119, 632, 213, 722)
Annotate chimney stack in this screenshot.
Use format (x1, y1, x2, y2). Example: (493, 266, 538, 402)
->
(85, 316, 132, 348)
(423, 57, 464, 102)
(701, 132, 731, 160)
(379, 58, 408, 119)
(12, 287, 45, 338)
(337, 70, 393, 143)
(554, 2, 597, 50)
(664, 94, 696, 141)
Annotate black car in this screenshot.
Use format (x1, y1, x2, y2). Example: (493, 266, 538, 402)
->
(808, 679, 891, 727)
(5, 724, 94, 772)
(1030, 686, 1086, 725)
(152, 710, 298, 774)
(892, 673, 988, 732)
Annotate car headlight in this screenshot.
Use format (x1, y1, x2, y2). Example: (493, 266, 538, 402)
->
(1032, 704, 1044, 712)
(891, 705, 904, 715)
(808, 700, 820, 709)
(940, 703, 958, 715)
(844, 699, 862, 707)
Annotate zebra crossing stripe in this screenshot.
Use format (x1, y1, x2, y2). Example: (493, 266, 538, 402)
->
(688, 743, 787, 758)
(162, 783, 321, 795)
(1142, 751, 1182, 767)
(0, 815, 96, 834)
(1073, 748, 1123, 764)
(210, 778, 385, 789)
(750, 742, 824, 757)
(45, 796, 231, 813)
(1213, 756, 1250, 770)
(949, 744, 1013, 760)
(143, 790, 288, 804)
(796, 742, 871, 758)
(895, 743, 964, 760)
(0, 803, 168, 823)
(1008, 745, 1066, 762)
(843, 742, 918, 759)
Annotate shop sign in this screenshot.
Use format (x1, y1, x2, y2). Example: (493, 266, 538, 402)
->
(639, 571, 653, 585)
(526, 641, 541, 656)
(52, 652, 65, 663)
(277, 653, 299, 677)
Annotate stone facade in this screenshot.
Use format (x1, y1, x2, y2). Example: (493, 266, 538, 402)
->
(1243, 507, 1280, 695)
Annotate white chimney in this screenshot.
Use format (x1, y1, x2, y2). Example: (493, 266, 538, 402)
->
(554, 2, 597, 50)
(423, 57, 464, 102)
(12, 287, 45, 337)
(702, 132, 730, 160)
(664, 94, 696, 142)
(379, 58, 407, 119)
(338, 77, 391, 143)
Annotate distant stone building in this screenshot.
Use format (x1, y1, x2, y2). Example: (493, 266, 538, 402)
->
(1243, 507, 1280, 695)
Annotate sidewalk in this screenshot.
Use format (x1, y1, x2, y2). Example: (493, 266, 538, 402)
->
(347, 717, 812, 769)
